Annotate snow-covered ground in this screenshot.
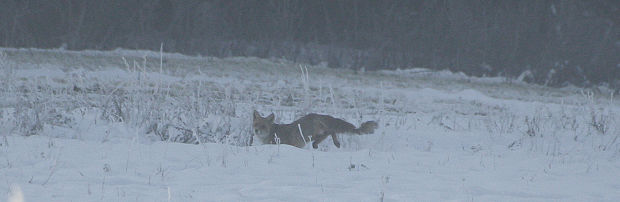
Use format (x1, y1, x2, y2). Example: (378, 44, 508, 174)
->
(1, 48, 619, 201)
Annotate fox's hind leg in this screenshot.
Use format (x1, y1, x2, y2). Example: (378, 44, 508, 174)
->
(312, 135, 328, 149)
(312, 132, 340, 149)
(330, 134, 340, 148)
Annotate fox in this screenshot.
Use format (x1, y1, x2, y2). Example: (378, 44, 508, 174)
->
(252, 110, 378, 149)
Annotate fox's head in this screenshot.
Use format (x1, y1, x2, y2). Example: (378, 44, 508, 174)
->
(252, 110, 274, 140)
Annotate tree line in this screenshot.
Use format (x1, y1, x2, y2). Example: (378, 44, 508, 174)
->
(1, 0, 618, 88)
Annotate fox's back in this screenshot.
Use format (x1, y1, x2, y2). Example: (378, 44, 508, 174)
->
(294, 113, 356, 134)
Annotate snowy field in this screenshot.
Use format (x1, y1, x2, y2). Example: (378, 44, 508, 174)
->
(1, 48, 619, 201)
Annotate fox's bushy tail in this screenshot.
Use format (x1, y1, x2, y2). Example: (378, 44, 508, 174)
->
(355, 121, 378, 134)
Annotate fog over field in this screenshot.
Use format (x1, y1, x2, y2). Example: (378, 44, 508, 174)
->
(1, 1, 618, 87)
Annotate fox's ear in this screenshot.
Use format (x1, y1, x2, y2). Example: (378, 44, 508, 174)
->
(267, 113, 275, 122)
(253, 110, 261, 119)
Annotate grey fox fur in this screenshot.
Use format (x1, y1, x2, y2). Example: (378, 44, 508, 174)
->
(252, 110, 378, 148)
